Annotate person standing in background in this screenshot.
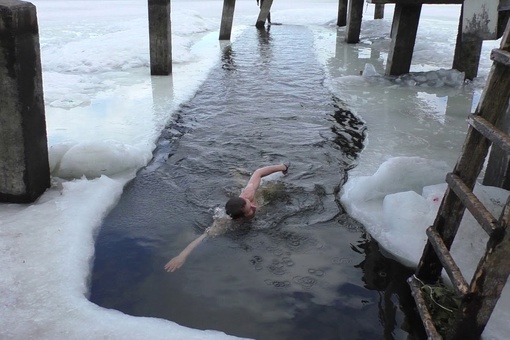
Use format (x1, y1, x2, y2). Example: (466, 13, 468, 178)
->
(256, 0, 271, 25)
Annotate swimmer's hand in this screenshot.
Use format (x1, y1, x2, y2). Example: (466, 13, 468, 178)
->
(164, 255, 186, 272)
(282, 161, 291, 175)
(164, 233, 207, 272)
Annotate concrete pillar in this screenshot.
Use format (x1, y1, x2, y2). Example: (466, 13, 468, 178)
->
(374, 4, 384, 20)
(256, 0, 273, 29)
(148, 0, 172, 75)
(452, 5, 483, 80)
(0, 0, 50, 203)
(385, 4, 422, 76)
(337, 0, 347, 27)
(345, 0, 364, 43)
(219, 0, 236, 40)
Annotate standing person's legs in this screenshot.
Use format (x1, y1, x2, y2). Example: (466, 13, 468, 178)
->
(260, 0, 271, 24)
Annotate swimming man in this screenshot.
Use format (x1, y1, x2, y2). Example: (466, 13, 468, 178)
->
(164, 163, 289, 272)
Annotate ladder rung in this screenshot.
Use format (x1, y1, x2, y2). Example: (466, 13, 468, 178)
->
(408, 275, 444, 340)
(490, 48, 510, 67)
(426, 227, 470, 296)
(446, 173, 499, 236)
(468, 115, 510, 155)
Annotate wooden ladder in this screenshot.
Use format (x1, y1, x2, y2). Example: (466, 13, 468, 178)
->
(408, 21, 510, 340)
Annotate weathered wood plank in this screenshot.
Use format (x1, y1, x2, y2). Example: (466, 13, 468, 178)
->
(469, 115, 510, 154)
(491, 48, 510, 66)
(446, 172, 499, 236)
(408, 276, 444, 340)
(449, 195, 510, 338)
(426, 227, 470, 296)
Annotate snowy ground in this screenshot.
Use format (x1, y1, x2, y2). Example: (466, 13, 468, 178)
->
(0, 0, 507, 339)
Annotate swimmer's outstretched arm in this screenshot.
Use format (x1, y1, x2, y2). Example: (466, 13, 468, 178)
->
(164, 233, 207, 272)
(241, 163, 289, 201)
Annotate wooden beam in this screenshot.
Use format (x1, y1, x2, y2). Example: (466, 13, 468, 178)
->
(426, 227, 470, 296)
(491, 48, 510, 66)
(468, 115, 510, 155)
(219, 0, 236, 40)
(446, 172, 499, 236)
(385, 4, 422, 76)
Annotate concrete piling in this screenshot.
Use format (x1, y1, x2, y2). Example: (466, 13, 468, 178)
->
(0, 0, 50, 203)
(148, 0, 172, 75)
(374, 4, 384, 19)
(219, 0, 236, 40)
(337, 0, 348, 27)
(452, 4, 483, 80)
(345, 0, 364, 43)
(385, 4, 422, 76)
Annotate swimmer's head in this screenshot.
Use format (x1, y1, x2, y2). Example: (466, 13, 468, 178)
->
(225, 197, 247, 219)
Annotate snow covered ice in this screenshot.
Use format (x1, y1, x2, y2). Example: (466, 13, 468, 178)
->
(1, 0, 508, 339)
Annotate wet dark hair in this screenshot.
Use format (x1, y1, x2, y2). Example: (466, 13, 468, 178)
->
(225, 197, 246, 219)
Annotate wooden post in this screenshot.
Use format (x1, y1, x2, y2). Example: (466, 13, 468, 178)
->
(374, 4, 384, 19)
(148, 0, 172, 75)
(345, 0, 364, 43)
(337, 0, 348, 27)
(255, 0, 273, 29)
(385, 4, 422, 76)
(0, 0, 50, 203)
(219, 0, 236, 40)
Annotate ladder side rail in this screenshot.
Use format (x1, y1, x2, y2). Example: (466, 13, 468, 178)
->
(416, 19, 510, 283)
(408, 276, 444, 340)
(449, 195, 510, 339)
(446, 173, 499, 236)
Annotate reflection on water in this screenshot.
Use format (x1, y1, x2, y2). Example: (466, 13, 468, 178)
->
(90, 25, 423, 339)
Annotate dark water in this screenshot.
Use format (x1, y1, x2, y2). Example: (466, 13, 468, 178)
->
(90, 25, 425, 339)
